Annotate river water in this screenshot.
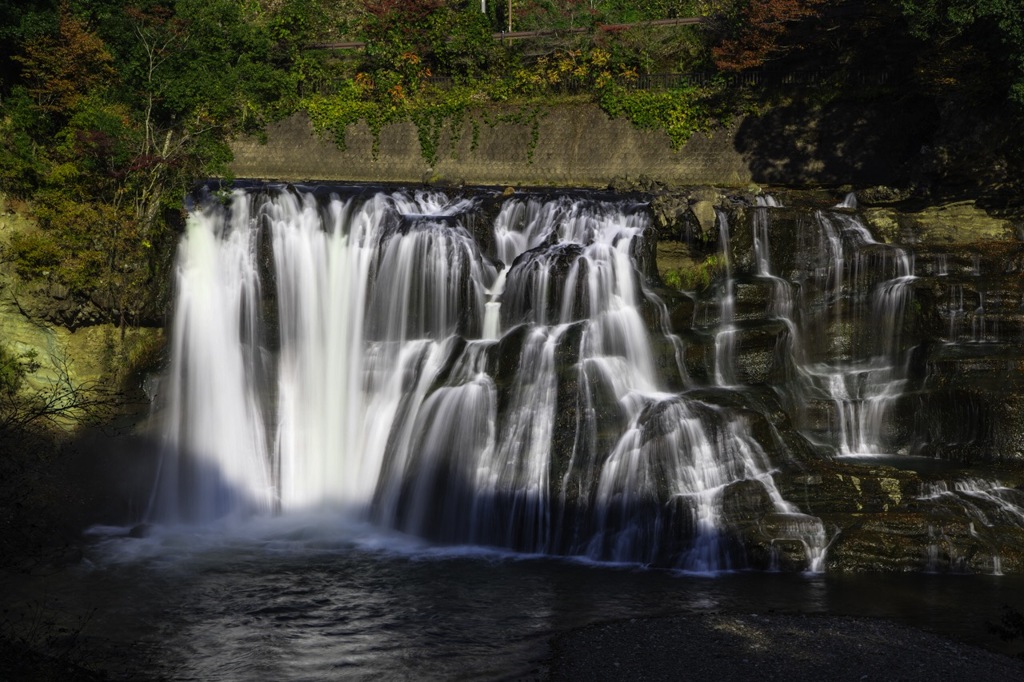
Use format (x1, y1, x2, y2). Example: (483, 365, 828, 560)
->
(4, 517, 1023, 680)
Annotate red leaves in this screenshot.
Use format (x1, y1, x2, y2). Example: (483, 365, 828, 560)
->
(75, 128, 116, 160)
(124, 4, 173, 26)
(712, 0, 826, 71)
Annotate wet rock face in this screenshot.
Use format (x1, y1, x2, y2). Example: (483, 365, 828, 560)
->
(9, 184, 1024, 574)
(648, 188, 724, 243)
(719, 480, 826, 571)
(650, 190, 1024, 572)
(501, 243, 587, 326)
(825, 508, 1024, 574)
(655, 193, 1024, 460)
(768, 457, 1024, 574)
(908, 240, 1024, 463)
(14, 281, 106, 330)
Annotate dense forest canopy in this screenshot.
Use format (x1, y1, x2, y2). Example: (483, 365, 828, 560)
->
(0, 0, 1022, 335)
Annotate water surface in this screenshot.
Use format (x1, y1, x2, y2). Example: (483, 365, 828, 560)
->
(5, 519, 1022, 680)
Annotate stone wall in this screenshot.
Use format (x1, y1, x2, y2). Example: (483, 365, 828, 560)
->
(230, 99, 934, 189)
(229, 104, 755, 187)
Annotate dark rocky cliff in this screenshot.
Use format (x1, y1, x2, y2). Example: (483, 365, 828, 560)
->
(647, 187, 1024, 572)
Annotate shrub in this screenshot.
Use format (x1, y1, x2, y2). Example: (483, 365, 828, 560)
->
(662, 254, 724, 290)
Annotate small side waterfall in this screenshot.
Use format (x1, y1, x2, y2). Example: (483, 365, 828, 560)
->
(713, 210, 737, 386)
(918, 479, 1024, 574)
(815, 212, 917, 456)
(150, 186, 828, 572)
(727, 200, 918, 457)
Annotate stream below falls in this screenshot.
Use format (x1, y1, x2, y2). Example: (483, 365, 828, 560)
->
(5, 519, 1024, 680)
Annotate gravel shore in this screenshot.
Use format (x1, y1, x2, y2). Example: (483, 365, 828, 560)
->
(548, 612, 1024, 681)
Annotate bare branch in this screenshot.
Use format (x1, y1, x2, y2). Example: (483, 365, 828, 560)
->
(0, 350, 122, 433)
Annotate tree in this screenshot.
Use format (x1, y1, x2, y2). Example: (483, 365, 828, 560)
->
(15, 5, 114, 116)
(0, 0, 58, 93)
(0, 0, 307, 330)
(0, 346, 116, 433)
(898, 0, 1024, 107)
(709, 0, 825, 71)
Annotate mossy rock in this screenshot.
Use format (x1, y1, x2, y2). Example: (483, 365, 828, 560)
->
(900, 201, 1017, 245)
(824, 508, 1023, 574)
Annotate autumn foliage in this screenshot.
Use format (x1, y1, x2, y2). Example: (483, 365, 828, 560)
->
(15, 10, 114, 114)
(712, 0, 826, 71)
(362, 0, 445, 29)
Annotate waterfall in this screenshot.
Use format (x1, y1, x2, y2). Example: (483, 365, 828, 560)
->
(834, 192, 858, 209)
(814, 212, 917, 456)
(738, 202, 918, 457)
(918, 479, 1024, 573)
(148, 195, 274, 522)
(713, 210, 737, 386)
(150, 185, 827, 572)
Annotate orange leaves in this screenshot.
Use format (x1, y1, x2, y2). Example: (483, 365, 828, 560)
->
(711, 0, 826, 71)
(16, 7, 115, 114)
(354, 71, 376, 93)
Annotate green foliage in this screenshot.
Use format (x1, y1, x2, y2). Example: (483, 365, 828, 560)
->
(9, 229, 61, 279)
(13, 6, 115, 117)
(304, 83, 537, 166)
(303, 86, 380, 151)
(607, 22, 706, 75)
(603, 1, 699, 22)
(898, 0, 1024, 107)
(0, 0, 313, 326)
(0, 105, 45, 198)
(426, 8, 504, 82)
(502, 0, 698, 31)
(599, 83, 715, 149)
(0, 346, 36, 397)
(14, 189, 147, 306)
(509, 0, 597, 31)
(662, 254, 724, 290)
(54, 97, 135, 180)
(408, 87, 475, 165)
(294, 3, 725, 166)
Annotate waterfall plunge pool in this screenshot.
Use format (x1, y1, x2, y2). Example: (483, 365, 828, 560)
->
(4, 518, 1024, 680)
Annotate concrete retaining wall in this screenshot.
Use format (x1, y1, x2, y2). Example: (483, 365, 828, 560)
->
(230, 100, 926, 188)
(229, 104, 755, 188)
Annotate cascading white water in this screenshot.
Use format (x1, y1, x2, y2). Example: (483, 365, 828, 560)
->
(149, 195, 274, 522)
(151, 186, 826, 571)
(917, 478, 1024, 574)
(919, 479, 1024, 527)
(819, 212, 916, 456)
(835, 192, 858, 209)
(752, 196, 802, 363)
(742, 202, 918, 457)
(713, 210, 737, 386)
